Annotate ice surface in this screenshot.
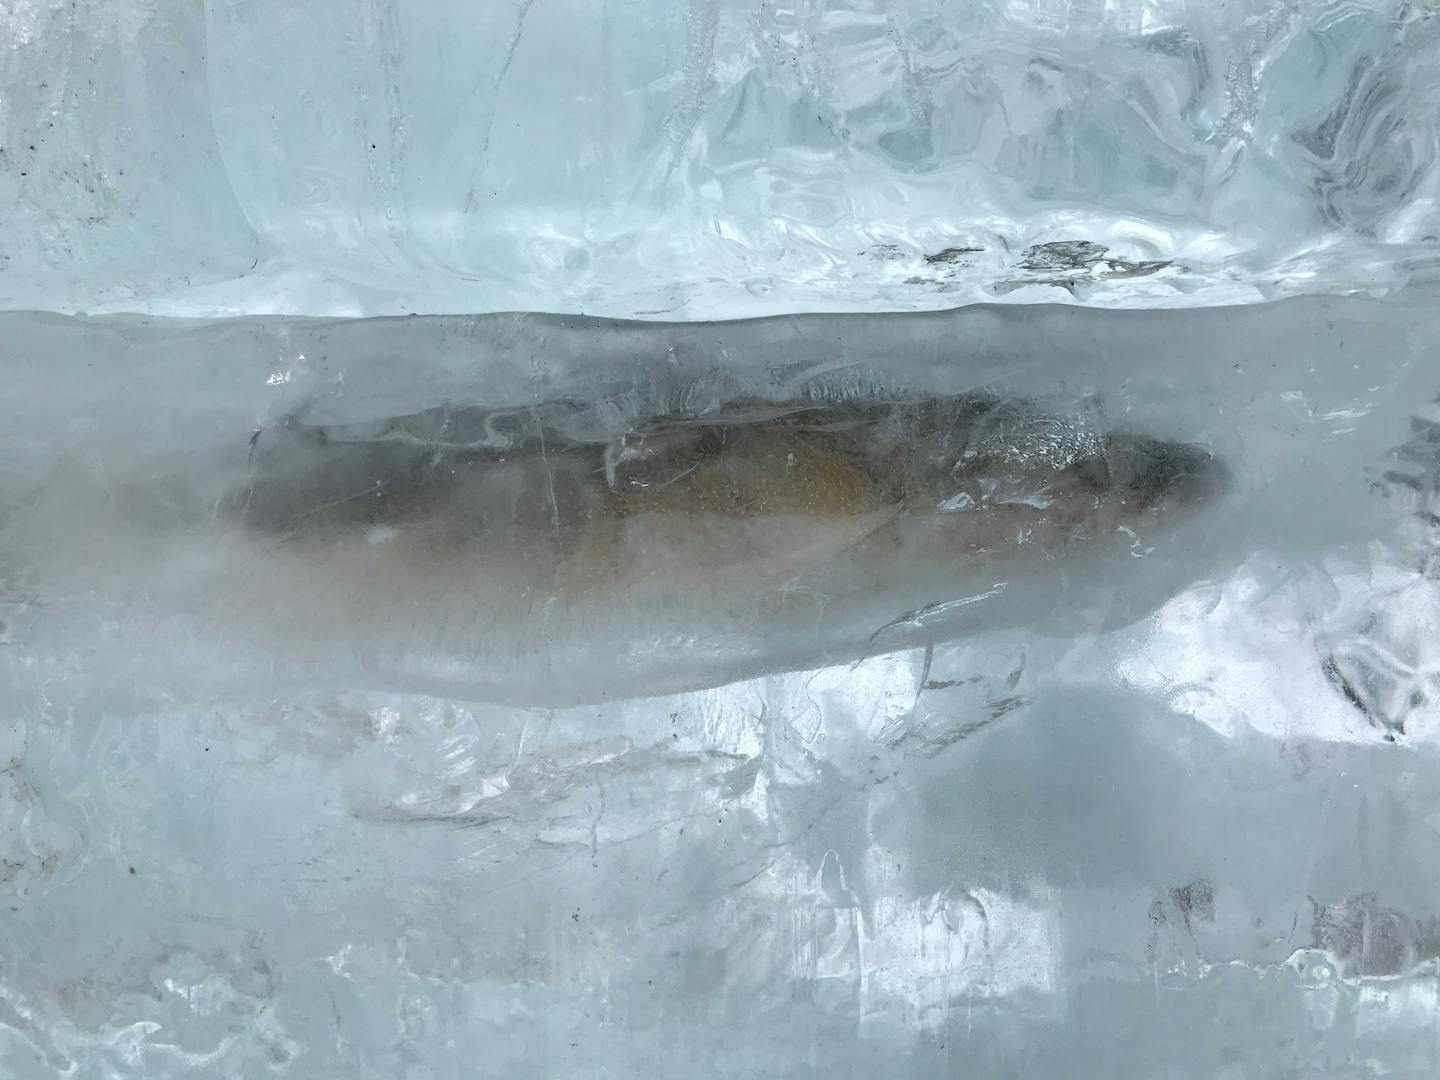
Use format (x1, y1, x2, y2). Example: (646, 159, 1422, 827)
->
(5, 292, 1440, 1077)
(6, 0, 1440, 1075)
(2, 0, 1440, 317)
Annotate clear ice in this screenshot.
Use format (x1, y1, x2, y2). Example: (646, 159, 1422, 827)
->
(3, 2, 1440, 1078)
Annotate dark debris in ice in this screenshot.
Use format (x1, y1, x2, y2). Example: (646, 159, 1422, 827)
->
(1018, 240, 1110, 272)
(923, 245, 984, 265)
(872, 237, 1172, 295)
(992, 240, 1174, 295)
(1169, 877, 1216, 931)
(1311, 893, 1440, 978)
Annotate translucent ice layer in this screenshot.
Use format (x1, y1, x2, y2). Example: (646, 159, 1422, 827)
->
(4, 292, 1440, 1076)
(6, 1, 1440, 1074)
(2, 0, 1439, 317)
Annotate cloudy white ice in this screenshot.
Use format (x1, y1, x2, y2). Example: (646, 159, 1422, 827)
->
(3, 2, 1440, 1078)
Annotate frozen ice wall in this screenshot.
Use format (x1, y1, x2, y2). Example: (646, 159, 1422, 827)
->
(4, 1, 1440, 1079)
(1, 0, 1439, 316)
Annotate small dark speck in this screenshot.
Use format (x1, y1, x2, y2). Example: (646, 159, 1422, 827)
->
(571, 910, 580, 922)
(204, 747, 210, 752)
(371, 144, 376, 149)
(128, 866, 136, 875)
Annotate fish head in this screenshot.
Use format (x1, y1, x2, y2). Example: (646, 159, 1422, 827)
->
(938, 416, 1226, 552)
(1080, 434, 1226, 515)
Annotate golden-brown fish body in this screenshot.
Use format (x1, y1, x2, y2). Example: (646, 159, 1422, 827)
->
(4, 392, 1224, 703)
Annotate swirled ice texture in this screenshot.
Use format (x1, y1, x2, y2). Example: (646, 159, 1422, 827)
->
(2, 0, 1440, 317)
(4, 292, 1440, 1077)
